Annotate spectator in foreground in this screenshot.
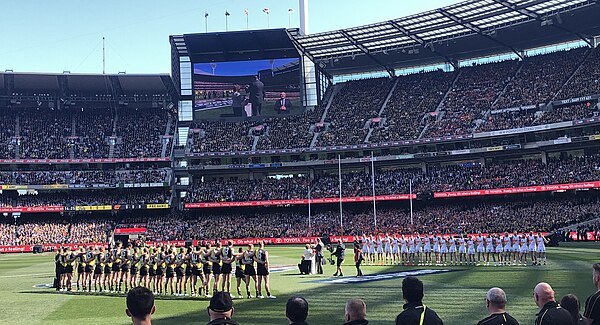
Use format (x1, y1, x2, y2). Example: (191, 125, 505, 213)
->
(584, 263, 600, 325)
(395, 276, 443, 325)
(561, 294, 587, 325)
(533, 282, 573, 325)
(286, 295, 309, 325)
(344, 298, 368, 325)
(207, 291, 238, 325)
(477, 287, 519, 325)
(126, 287, 155, 325)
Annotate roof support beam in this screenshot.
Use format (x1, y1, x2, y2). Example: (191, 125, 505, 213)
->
(388, 20, 457, 69)
(490, 0, 593, 47)
(339, 30, 396, 77)
(437, 8, 524, 60)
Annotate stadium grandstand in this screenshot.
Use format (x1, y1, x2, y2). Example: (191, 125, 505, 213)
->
(0, 0, 599, 247)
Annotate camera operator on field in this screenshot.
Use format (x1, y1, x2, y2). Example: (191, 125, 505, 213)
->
(332, 239, 345, 277)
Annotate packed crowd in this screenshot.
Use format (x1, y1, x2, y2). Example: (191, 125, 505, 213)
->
(425, 60, 520, 138)
(0, 106, 172, 160)
(316, 78, 393, 147)
(73, 107, 113, 159)
(557, 45, 600, 100)
(494, 48, 588, 109)
(186, 153, 600, 203)
(370, 70, 453, 143)
(190, 121, 255, 153)
(255, 115, 314, 150)
(0, 217, 113, 246)
(123, 194, 600, 240)
(0, 169, 169, 186)
(0, 189, 170, 207)
(114, 108, 172, 158)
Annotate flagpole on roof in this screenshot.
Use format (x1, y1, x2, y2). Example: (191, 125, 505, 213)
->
(204, 12, 209, 33)
(244, 9, 249, 30)
(263, 8, 270, 28)
(225, 11, 230, 31)
(288, 8, 295, 28)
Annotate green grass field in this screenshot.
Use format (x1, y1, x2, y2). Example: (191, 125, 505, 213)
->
(0, 242, 598, 325)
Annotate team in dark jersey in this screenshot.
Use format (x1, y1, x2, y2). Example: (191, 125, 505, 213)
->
(54, 240, 276, 299)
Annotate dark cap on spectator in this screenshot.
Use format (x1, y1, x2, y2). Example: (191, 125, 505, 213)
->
(209, 292, 233, 312)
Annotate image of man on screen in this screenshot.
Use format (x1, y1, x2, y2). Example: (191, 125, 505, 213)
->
(248, 75, 264, 116)
(231, 85, 247, 117)
(274, 92, 293, 115)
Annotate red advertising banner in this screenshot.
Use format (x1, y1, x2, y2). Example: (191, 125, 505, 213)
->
(185, 194, 416, 209)
(0, 157, 170, 165)
(0, 206, 64, 213)
(433, 181, 600, 198)
(114, 228, 147, 234)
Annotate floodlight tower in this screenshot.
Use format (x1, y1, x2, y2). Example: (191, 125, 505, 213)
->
(299, 0, 309, 35)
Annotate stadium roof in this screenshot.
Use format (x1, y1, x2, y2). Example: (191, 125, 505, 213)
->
(291, 0, 600, 75)
(1, 72, 177, 98)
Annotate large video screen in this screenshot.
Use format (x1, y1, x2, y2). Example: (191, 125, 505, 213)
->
(193, 58, 301, 119)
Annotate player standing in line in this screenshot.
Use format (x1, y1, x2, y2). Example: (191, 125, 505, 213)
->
(110, 243, 122, 293)
(221, 240, 234, 293)
(423, 235, 432, 266)
(536, 233, 548, 266)
(361, 235, 369, 265)
(528, 232, 538, 266)
(511, 233, 520, 266)
(476, 234, 485, 265)
(94, 246, 105, 292)
(75, 247, 85, 291)
(400, 235, 408, 265)
(448, 236, 457, 266)
(494, 234, 503, 266)
(234, 247, 246, 298)
(391, 235, 400, 264)
(432, 235, 441, 266)
(174, 247, 185, 295)
(376, 235, 384, 265)
(182, 247, 192, 296)
(384, 234, 392, 265)
(121, 245, 133, 293)
(84, 246, 96, 292)
(103, 247, 113, 292)
(414, 235, 422, 265)
(210, 242, 223, 293)
(139, 248, 149, 289)
(201, 243, 213, 297)
(467, 236, 476, 265)
(165, 248, 176, 295)
(457, 235, 466, 265)
(502, 233, 512, 266)
(485, 235, 494, 266)
(130, 247, 140, 292)
(189, 246, 201, 297)
(519, 234, 528, 266)
(439, 236, 448, 266)
(243, 244, 258, 299)
(255, 241, 275, 299)
(156, 246, 167, 295)
(148, 248, 157, 294)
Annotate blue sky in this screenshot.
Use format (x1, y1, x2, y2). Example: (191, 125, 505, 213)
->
(0, 0, 461, 74)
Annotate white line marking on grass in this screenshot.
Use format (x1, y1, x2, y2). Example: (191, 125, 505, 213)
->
(0, 272, 53, 278)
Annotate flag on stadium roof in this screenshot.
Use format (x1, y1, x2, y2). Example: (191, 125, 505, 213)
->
(204, 12, 208, 18)
(225, 11, 230, 16)
(243, 9, 248, 15)
(263, 8, 270, 14)
(288, 8, 295, 13)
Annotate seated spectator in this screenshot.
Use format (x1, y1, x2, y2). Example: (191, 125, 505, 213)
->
(126, 286, 155, 325)
(533, 282, 573, 325)
(560, 294, 587, 325)
(477, 287, 519, 325)
(207, 291, 238, 325)
(584, 263, 600, 325)
(395, 276, 443, 325)
(344, 298, 368, 325)
(287, 295, 310, 325)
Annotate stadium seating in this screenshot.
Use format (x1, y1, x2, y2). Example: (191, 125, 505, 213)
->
(186, 154, 600, 202)
(0, 169, 169, 186)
